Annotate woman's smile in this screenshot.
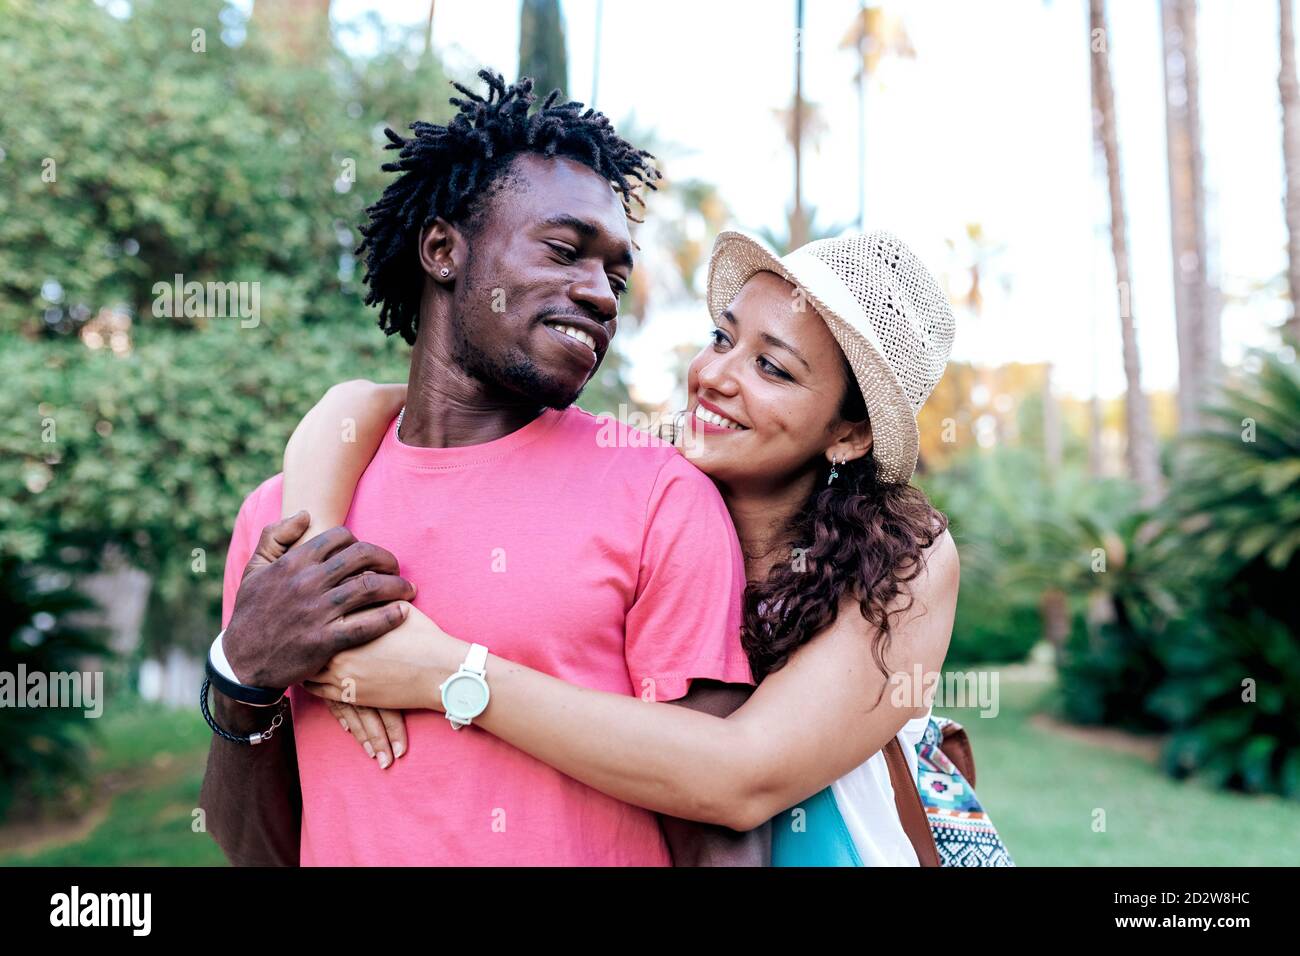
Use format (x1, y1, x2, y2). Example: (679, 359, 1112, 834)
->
(691, 397, 749, 432)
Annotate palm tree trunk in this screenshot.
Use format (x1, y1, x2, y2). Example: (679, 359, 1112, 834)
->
(591, 0, 604, 108)
(1041, 364, 1069, 656)
(1090, 0, 1163, 504)
(519, 0, 569, 98)
(856, 0, 867, 230)
(791, 0, 808, 249)
(1162, 0, 1216, 431)
(1041, 589, 1071, 658)
(1281, 0, 1300, 339)
(1043, 364, 1063, 474)
(1088, 394, 1104, 477)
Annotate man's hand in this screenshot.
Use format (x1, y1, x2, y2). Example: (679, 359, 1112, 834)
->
(222, 511, 417, 690)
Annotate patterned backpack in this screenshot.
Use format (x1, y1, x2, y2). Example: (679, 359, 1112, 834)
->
(884, 715, 1014, 866)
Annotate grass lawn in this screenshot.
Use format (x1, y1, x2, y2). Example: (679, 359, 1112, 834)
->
(0, 699, 227, 866)
(940, 675, 1300, 866)
(3, 677, 1298, 865)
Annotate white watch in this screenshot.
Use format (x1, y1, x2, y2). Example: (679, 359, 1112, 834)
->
(439, 643, 490, 730)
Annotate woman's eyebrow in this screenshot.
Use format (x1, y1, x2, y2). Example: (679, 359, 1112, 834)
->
(721, 310, 811, 371)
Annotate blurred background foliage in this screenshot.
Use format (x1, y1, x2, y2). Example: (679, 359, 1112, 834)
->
(0, 558, 106, 821)
(923, 346, 1300, 798)
(0, 0, 433, 824)
(0, 0, 452, 335)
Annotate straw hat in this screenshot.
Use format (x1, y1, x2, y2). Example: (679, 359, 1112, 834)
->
(706, 230, 956, 484)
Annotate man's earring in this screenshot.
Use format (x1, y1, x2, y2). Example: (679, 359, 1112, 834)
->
(439, 267, 450, 278)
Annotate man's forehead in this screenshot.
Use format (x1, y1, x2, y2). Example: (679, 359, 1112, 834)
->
(509, 154, 631, 243)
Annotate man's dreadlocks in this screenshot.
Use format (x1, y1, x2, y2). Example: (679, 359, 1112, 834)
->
(355, 69, 661, 345)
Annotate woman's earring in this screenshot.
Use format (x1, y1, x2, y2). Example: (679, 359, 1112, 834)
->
(439, 267, 450, 278)
(827, 453, 840, 486)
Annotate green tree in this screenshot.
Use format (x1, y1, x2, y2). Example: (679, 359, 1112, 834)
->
(0, 0, 452, 337)
(0, 0, 457, 815)
(518, 0, 568, 99)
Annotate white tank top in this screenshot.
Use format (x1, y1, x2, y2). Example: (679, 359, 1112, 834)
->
(828, 707, 933, 866)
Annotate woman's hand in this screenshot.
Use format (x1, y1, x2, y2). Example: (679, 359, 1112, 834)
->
(324, 700, 407, 769)
(304, 603, 467, 712)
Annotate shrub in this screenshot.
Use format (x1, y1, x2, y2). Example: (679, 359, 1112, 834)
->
(0, 557, 107, 821)
(0, 321, 411, 657)
(1147, 347, 1300, 796)
(1051, 504, 1180, 731)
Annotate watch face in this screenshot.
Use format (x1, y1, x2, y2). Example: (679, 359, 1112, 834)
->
(444, 674, 488, 718)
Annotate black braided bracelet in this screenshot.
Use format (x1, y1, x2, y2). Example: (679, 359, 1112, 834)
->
(200, 678, 287, 745)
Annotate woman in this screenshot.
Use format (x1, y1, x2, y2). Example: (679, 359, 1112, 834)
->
(281, 229, 958, 865)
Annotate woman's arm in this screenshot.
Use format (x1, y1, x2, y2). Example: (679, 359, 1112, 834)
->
(308, 531, 959, 831)
(281, 379, 407, 534)
(282, 379, 408, 767)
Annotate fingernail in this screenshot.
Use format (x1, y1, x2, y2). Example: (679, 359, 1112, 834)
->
(339, 718, 349, 731)
(378, 752, 391, 769)
(394, 741, 405, 758)
(363, 742, 375, 758)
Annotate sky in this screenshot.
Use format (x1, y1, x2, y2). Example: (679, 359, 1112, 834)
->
(324, 0, 1295, 404)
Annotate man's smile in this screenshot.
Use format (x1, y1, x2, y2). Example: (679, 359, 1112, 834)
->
(539, 314, 609, 372)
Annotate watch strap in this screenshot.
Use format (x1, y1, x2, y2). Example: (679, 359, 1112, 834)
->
(443, 643, 490, 729)
(463, 642, 489, 676)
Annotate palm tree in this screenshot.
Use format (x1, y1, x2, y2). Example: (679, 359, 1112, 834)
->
(756, 206, 845, 255)
(841, 4, 915, 229)
(1281, 0, 1300, 340)
(1161, 0, 1218, 433)
(1090, 0, 1163, 505)
(792, 0, 808, 249)
(591, 0, 604, 108)
(1040, 364, 1069, 654)
(519, 0, 568, 98)
(773, 94, 827, 244)
(944, 222, 1005, 319)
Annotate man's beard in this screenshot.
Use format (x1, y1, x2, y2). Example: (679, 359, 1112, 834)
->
(450, 311, 586, 410)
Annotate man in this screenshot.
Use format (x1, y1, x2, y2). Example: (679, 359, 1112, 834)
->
(199, 72, 767, 866)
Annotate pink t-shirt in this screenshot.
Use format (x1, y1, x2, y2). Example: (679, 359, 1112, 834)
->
(221, 405, 753, 866)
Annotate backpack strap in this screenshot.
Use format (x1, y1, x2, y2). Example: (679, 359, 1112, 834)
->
(884, 736, 941, 867)
(939, 720, 977, 787)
